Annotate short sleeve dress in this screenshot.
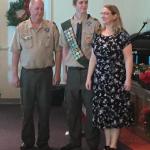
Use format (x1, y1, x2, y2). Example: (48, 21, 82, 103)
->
(92, 31, 134, 128)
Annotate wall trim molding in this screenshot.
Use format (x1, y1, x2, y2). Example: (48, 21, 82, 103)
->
(0, 98, 20, 104)
(0, 47, 8, 51)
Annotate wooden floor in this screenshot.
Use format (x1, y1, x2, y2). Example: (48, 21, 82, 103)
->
(0, 104, 150, 150)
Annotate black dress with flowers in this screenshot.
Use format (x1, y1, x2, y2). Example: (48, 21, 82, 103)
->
(92, 31, 134, 128)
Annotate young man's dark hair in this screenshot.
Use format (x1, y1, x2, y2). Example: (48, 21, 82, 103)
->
(73, 0, 88, 5)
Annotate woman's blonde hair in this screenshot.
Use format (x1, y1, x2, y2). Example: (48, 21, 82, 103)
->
(102, 4, 124, 34)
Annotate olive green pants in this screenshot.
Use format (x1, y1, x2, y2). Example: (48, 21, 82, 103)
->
(65, 67, 100, 149)
(20, 67, 52, 148)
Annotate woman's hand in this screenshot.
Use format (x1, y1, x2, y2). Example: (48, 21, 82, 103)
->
(124, 79, 132, 91)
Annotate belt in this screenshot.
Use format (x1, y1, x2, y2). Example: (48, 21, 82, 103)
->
(22, 66, 52, 72)
(68, 67, 87, 70)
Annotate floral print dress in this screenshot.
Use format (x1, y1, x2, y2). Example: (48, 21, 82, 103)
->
(92, 31, 134, 128)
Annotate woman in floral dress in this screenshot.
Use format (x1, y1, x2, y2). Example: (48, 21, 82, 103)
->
(86, 4, 134, 150)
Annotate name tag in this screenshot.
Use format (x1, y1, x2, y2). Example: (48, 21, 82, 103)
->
(23, 35, 32, 40)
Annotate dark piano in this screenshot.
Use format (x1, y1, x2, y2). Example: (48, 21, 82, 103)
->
(130, 31, 150, 64)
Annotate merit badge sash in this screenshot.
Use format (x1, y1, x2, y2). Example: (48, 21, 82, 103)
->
(61, 19, 89, 68)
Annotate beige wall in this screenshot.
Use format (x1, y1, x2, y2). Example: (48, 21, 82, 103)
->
(103, 0, 150, 33)
(0, 0, 20, 99)
(0, 0, 150, 98)
(52, 0, 103, 30)
(0, 50, 20, 99)
(0, 0, 7, 48)
(0, 0, 149, 47)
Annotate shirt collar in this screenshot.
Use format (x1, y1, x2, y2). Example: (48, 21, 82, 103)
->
(72, 14, 91, 24)
(27, 18, 46, 30)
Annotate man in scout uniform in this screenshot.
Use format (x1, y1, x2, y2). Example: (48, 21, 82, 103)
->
(59, 0, 101, 150)
(10, 0, 61, 150)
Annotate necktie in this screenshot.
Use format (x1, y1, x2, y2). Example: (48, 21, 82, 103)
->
(76, 23, 82, 49)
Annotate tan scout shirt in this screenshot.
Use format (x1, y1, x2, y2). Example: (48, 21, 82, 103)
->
(59, 14, 101, 68)
(11, 19, 59, 69)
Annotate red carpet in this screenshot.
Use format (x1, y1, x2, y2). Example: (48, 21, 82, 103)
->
(120, 128, 150, 150)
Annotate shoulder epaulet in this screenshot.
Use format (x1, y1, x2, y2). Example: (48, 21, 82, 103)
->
(53, 21, 56, 26)
(88, 15, 98, 21)
(87, 14, 91, 19)
(44, 20, 53, 28)
(19, 20, 26, 25)
(17, 20, 27, 28)
(93, 18, 98, 21)
(53, 21, 58, 30)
